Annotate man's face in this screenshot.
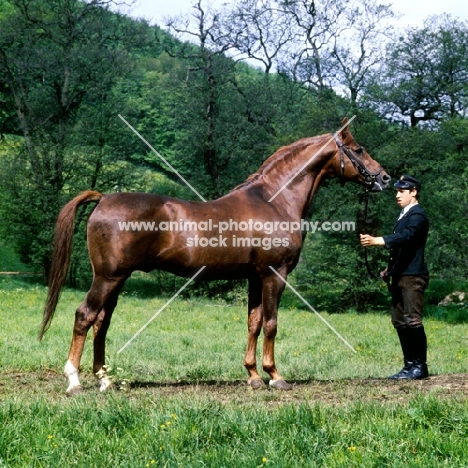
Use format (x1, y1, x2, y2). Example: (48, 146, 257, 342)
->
(395, 188, 417, 208)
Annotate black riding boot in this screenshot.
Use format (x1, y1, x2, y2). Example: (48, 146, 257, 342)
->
(388, 327, 414, 379)
(389, 326, 429, 380)
(404, 325, 429, 379)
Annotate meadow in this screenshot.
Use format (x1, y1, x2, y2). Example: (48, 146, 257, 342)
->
(1, 274, 468, 467)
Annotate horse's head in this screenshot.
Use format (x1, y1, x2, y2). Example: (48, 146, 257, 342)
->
(334, 117, 390, 191)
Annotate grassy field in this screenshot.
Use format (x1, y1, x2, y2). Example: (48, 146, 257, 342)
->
(1, 274, 468, 467)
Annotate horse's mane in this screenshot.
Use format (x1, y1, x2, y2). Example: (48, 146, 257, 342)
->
(232, 134, 329, 191)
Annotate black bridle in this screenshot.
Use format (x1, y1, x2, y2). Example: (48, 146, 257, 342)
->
(334, 134, 384, 189)
(334, 134, 381, 278)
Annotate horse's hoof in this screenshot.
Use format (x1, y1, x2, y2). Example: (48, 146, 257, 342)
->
(269, 379, 292, 391)
(65, 385, 83, 397)
(99, 377, 113, 393)
(248, 378, 266, 389)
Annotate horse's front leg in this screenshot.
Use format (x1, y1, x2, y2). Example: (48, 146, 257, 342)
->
(244, 276, 265, 388)
(261, 270, 292, 390)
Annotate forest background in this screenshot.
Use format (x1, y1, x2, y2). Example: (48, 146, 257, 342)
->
(0, 0, 467, 311)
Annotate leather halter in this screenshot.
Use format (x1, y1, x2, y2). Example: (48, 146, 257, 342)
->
(334, 134, 383, 188)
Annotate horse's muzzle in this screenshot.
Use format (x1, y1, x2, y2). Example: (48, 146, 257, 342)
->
(371, 173, 391, 191)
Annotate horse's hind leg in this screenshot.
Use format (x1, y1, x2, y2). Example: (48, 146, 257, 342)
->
(64, 275, 126, 396)
(244, 275, 265, 388)
(92, 279, 126, 392)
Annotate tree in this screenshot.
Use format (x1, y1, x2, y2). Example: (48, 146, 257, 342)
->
(0, 0, 142, 274)
(161, 0, 242, 196)
(327, 0, 395, 109)
(368, 15, 468, 127)
(280, 0, 345, 90)
(225, 0, 295, 74)
(158, 0, 309, 197)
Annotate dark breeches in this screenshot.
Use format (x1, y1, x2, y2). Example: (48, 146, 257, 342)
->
(391, 275, 429, 329)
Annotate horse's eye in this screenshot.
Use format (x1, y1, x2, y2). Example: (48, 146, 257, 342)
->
(354, 147, 364, 156)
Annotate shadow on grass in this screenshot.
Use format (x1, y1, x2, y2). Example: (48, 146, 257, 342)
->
(129, 379, 248, 389)
(121, 374, 468, 404)
(127, 376, 397, 390)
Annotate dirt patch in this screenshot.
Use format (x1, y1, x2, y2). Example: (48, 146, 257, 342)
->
(1, 370, 467, 405)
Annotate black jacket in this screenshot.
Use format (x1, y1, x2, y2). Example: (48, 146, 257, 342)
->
(383, 204, 429, 278)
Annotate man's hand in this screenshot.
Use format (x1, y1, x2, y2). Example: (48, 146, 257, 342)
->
(380, 267, 390, 283)
(360, 234, 385, 247)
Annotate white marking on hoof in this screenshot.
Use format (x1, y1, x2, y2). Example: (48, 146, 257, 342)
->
(64, 360, 81, 394)
(269, 379, 293, 390)
(96, 368, 113, 392)
(99, 375, 113, 392)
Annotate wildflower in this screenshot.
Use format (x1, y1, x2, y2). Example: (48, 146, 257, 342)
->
(348, 446, 356, 452)
(262, 457, 268, 463)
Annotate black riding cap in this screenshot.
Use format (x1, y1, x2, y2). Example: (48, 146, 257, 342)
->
(394, 175, 421, 190)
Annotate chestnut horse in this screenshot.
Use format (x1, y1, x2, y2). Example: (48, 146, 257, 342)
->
(39, 118, 390, 395)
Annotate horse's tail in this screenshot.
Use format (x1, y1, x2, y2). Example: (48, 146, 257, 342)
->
(38, 190, 103, 340)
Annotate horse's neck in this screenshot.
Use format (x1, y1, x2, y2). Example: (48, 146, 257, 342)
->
(259, 140, 336, 218)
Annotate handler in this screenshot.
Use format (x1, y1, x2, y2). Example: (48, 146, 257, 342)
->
(360, 175, 429, 380)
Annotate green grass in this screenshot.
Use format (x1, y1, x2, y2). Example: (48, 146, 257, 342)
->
(1, 275, 468, 467)
(1, 393, 468, 467)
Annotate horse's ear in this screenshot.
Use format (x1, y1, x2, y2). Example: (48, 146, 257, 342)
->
(340, 117, 349, 139)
